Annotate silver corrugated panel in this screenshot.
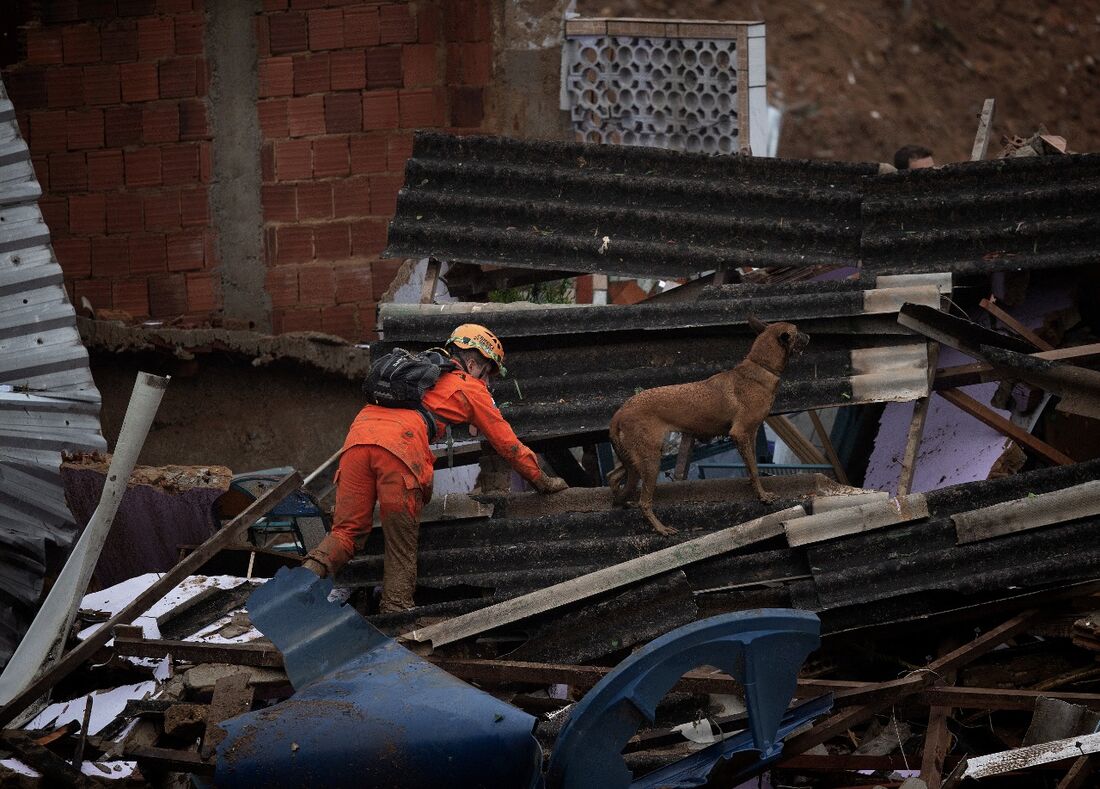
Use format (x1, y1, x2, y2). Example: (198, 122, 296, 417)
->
(0, 78, 106, 667)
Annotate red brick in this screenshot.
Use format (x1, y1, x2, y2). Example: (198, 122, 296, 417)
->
(174, 13, 204, 55)
(105, 106, 143, 147)
(323, 92, 360, 134)
(366, 46, 402, 89)
(203, 229, 218, 269)
(143, 102, 180, 143)
(120, 62, 159, 102)
(259, 56, 293, 97)
(274, 138, 311, 180)
(162, 143, 201, 185)
(68, 193, 106, 234)
(47, 66, 84, 107)
(91, 235, 131, 278)
(179, 187, 209, 226)
(82, 64, 121, 105)
(292, 53, 329, 95)
(261, 142, 276, 181)
(312, 135, 349, 177)
(199, 140, 212, 182)
(65, 109, 104, 150)
(445, 0, 491, 43)
(113, 278, 150, 316)
(156, 0, 193, 13)
(118, 0, 157, 16)
(159, 58, 199, 98)
(129, 233, 168, 274)
(87, 149, 124, 190)
(333, 175, 371, 217)
(314, 222, 350, 260)
(320, 303, 359, 338)
(418, 3, 442, 43)
(254, 14, 270, 57)
(49, 152, 87, 192)
(179, 99, 209, 140)
(143, 191, 181, 230)
(276, 225, 313, 264)
(166, 231, 204, 271)
(62, 25, 100, 64)
(72, 277, 114, 311)
(258, 98, 289, 138)
(398, 88, 444, 128)
(449, 85, 484, 128)
(368, 173, 403, 215)
(351, 218, 387, 256)
(273, 307, 321, 333)
(334, 263, 372, 303)
(387, 132, 413, 171)
(106, 192, 144, 233)
(349, 133, 387, 173)
(343, 5, 379, 47)
(287, 96, 325, 137)
(262, 183, 296, 221)
(269, 12, 308, 54)
(40, 195, 69, 235)
(402, 43, 438, 87)
(378, 4, 416, 44)
(101, 21, 140, 63)
(29, 110, 68, 153)
(185, 272, 218, 311)
(296, 181, 332, 220)
(138, 17, 174, 60)
(54, 237, 92, 277)
(125, 148, 162, 187)
(447, 42, 491, 86)
(298, 263, 335, 303)
(307, 8, 343, 50)
(6, 69, 48, 111)
(362, 90, 399, 130)
(329, 50, 365, 91)
(26, 28, 64, 65)
(265, 266, 298, 308)
(263, 0, 288, 10)
(148, 273, 188, 316)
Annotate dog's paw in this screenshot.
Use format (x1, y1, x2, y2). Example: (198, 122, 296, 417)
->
(758, 491, 779, 505)
(655, 524, 679, 537)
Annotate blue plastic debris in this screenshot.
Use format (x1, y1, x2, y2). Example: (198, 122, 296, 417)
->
(546, 609, 828, 789)
(214, 567, 542, 788)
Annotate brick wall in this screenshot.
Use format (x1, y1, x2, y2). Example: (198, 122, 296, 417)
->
(3, 0, 495, 340)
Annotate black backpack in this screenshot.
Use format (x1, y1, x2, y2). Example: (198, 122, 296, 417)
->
(363, 348, 457, 437)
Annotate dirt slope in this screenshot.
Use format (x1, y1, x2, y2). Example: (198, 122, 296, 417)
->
(575, 0, 1100, 162)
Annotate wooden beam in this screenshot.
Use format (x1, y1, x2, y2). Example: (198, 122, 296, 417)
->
(970, 98, 996, 162)
(201, 672, 253, 759)
(920, 704, 952, 789)
(899, 344, 940, 496)
(112, 636, 286, 668)
(673, 436, 695, 480)
(1057, 756, 1095, 789)
(980, 297, 1054, 351)
(765, 415, 827, 465)
(935, 343, 1100, 389)
(808, 410, 849, 485)
(938, 388, 1074, 466)
(124, 744, 216, 776)
(0, 471, 302, 729)
(419, 257, 442, 304)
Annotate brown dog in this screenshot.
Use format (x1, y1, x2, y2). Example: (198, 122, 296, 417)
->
(607, 317, 809, 535)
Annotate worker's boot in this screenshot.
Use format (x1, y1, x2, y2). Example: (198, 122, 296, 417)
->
(302, 533, 349, 579)
(378, 510, 420, 614)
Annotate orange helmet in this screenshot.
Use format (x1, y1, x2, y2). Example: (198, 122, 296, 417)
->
(447, 323, 506, 376)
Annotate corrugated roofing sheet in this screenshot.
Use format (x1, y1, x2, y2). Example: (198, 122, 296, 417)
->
(0, 78, 106, 667)
(862, 153, 1100, 276)
(384, 132, 877, 277)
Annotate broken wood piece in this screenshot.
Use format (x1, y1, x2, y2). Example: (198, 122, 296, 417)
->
(0, 730, 87, 788)
(935, 342, 1100, 390)
(72, 694, 92, 768)
(113, 635, 285, 669)
(970, 98, 996, 162)
(898, 394, 933, 497)
(765, 415, 827, 466)
(952, 480, 1100, 545)
(938, 388, 1074, 466)
(1057, 756, 1095, 789)
(0, 470, 302, 729)
(402, 505, 807, 649)
(419, 257, 442, 304)
(964, 729, 1100, 780)
(783, 493, 929, 547)
(808, 410, 849, 485)
(200, 672, 253, 759)
(124, 744, 215, 776)
(980, 297, 1054, 351)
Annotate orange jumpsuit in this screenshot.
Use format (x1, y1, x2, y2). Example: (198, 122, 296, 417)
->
(308, 368, 542, 613)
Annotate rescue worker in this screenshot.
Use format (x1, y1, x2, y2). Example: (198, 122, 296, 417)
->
(302, 324, 569, 612)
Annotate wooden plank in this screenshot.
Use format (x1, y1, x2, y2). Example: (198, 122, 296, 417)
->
(402, 505, 806, 649)
(936, 343, 1100, 389)
(765, 414, 827, 465)
(939, 388, 1074, 466)
(970, 98, 996, 162)
(898, 343, 940, 496)
(1057, 756, 1095, 789)
(0, 471, 302, 729)
(920, 704, 952, 789)
(673, 436, 694, 480)
(125, 744, 216, 776)
(952, 480, 1100, 545)
(113, 636, 286, 668)
(980, 297, 1054, 351)
(201, 672, 253, 759)
(419, 257, 442, 304)
(920, 686, 1100, 711)
(808, 410, 849, 485)
(783, 493, 929, 547)
(0, 731, 85, 788)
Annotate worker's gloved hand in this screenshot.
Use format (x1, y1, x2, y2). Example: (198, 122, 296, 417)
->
(532, 473, 569, 494)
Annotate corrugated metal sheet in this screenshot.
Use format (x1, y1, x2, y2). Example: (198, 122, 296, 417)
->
(862, 153, 1100, 276)
(384, 132, 877, 277)
(0, 78, 106, 667)
(378, 280, 935, 441)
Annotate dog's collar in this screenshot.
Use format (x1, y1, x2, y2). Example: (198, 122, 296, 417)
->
(748, 358, 783, 378)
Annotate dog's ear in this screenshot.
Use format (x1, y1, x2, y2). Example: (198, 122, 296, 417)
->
(747, 315, 768, 335)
